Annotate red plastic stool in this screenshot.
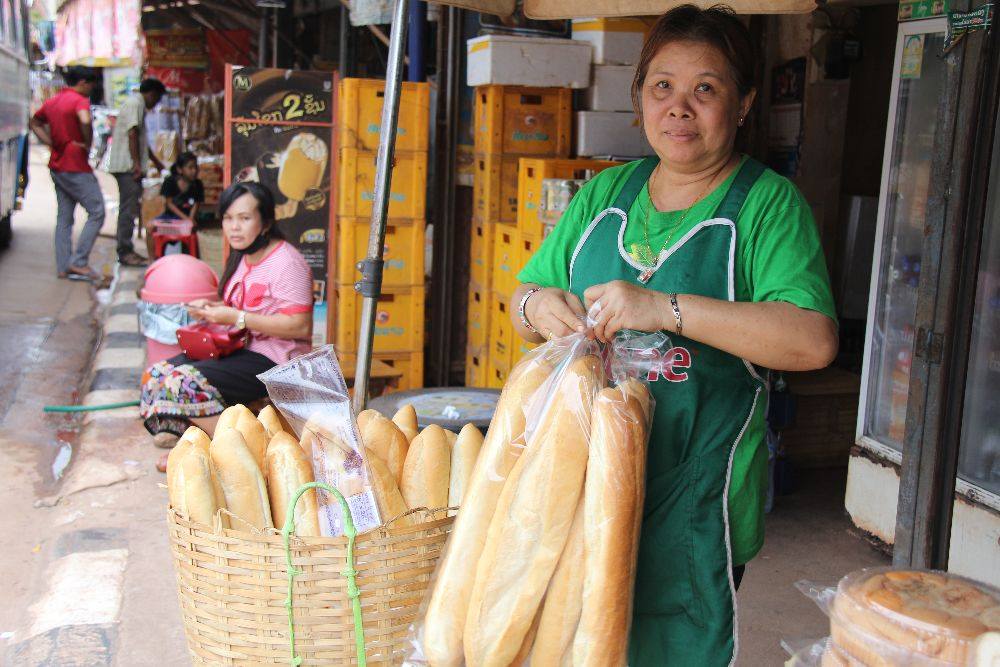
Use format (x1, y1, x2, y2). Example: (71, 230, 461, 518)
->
(152, 219, 200, 259)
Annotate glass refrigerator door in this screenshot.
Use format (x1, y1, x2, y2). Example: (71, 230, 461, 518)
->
(860, 19, 947, 453)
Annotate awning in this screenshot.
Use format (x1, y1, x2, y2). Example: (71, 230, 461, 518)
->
(436, 0, 816, 18)
(54, 0, 143, 67)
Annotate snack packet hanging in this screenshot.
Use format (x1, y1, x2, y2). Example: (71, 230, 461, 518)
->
(406, 303, 661, 666)
(257, 345, 382, 537)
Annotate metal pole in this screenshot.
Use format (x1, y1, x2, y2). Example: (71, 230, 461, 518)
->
(258, 8, 267, 67)
(407, 0, 427, 81)
(351, 0, 410, 413)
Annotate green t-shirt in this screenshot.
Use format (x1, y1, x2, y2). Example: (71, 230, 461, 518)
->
(517, 156, 836, 565)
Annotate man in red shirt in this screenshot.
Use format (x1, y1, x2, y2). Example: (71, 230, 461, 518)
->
(28, 66, 104, 281)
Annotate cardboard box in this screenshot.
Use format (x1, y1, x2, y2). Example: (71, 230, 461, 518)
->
(571, 18, 652, 65)
(583, 65, 637, 112)
(467, 35, 592, 88)
(575, 111, 654, 157)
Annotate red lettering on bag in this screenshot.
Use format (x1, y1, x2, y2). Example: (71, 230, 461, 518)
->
(644, 347, 692, 383)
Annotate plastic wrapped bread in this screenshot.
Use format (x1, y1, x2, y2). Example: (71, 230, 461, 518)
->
(572, 380, 651, 666)
(258, 346, 382, 537)
(830, 568, 1000, 665)
(418, 354, 554, 667)
(463, 354, 602, 667)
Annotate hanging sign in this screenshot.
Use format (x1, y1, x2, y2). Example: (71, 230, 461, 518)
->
(898, 0, 949, 21)
(901, 35, 926, 79)
(944, 3, 993, 51)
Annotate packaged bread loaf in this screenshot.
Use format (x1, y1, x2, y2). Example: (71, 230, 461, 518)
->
(257, 346, 382, 536)
(572, 381, 651, 667)
(166, 426, 228, 528)
(464, 354, 602, 667)
(401, 425, 452, 511)
(530, 496, 585, 665)
(830, 568, 1000, 665)
(418, 354, 553, 667)
(210, 427, 273, 530)
(265, 432, 320, 536)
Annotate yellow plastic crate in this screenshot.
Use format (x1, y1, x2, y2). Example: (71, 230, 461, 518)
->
(335, 217, 425, 287)
(469, 219, 494, 288)
(491, 224, 519, 298)
(340, 350, 424, 392)
(473, 153, 519, 223)
(333, 283, 425, 354)
(519, 232, 540, 283)
(474, 86, 572, 156)
(338, 148, 427, 219)
(489, 292, 513, 372)
(486, 355, 508, 389)
(338, 78, 430, 152)
(466, 280, 490, 350)
(516, 158, 620, 238)
(465, 345, 487, 388)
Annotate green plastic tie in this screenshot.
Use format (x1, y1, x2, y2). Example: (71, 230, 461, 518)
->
(282, 481, 366, 667)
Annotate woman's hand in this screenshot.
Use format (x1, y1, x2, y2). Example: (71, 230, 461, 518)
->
(188, 304, 239, 326)
(524, 287, 587, 339)
(584, 280, 670, 343)
(186, 298, 222, 310)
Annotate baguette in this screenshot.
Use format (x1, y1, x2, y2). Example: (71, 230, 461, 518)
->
(401, 425, 451, 510)
(258, 404, 292, 439)
(393, 404, 419, 443)
(531, 495, 585, 666)
(366, 447, 414, 527)
(166, 427, 227, 528)
(357, 408, 380, 435)
(265, 432, 321, 536)
(210, 427, 273, 530)
(359, 411, 409, 486)
(448, 424, 484, 513)
(217, 403, 254, 431)
(572, 385, 650, 667)
(464, 354, 601, 667)
(234, 410, 269, 471)
(421, 355, 553, 667)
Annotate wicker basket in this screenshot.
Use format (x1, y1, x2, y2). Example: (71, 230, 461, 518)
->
(167, 506, 454, 665)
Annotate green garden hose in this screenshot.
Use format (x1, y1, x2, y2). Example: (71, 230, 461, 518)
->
(43, 400, 140, 413)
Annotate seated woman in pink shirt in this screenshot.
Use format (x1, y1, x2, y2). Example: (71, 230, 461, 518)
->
(140, 181, 314, 448)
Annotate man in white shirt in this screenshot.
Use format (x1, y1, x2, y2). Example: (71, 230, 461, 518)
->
(107, 78, 166, 266)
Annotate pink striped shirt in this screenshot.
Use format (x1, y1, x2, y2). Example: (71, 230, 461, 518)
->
(223, 241, 313, 364)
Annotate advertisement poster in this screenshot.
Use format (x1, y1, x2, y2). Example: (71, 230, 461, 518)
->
(224, 66, 337, 305)
(145, 29, 209, 69)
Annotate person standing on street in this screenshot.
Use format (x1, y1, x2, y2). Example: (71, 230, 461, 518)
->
(28, 65, 103, 281)
(107, 78, 166, 267)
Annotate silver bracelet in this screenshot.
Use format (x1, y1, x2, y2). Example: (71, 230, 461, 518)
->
(518, 288, 541, 334)
(669, 293, 683, 337)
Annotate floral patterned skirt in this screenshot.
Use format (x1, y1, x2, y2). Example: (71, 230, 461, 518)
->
(140, 350, 276, 435)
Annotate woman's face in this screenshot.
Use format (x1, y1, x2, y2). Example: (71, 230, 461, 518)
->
(179, 160, 198, 181)
(222, 192, 266, 251)
(640, 40, 755, 173)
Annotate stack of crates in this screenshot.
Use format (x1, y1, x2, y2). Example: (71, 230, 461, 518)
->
(466, 85, 572, 388)
(332, 78, 430, 391)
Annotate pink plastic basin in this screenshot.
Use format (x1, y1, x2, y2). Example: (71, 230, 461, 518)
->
(140, 254, 219, 304)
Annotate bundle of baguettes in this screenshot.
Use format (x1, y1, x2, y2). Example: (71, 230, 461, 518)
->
(411, 341, 653, 667)
(167, 402, 484, 537)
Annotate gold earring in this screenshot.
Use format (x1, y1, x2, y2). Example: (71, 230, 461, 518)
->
(738, 116, 745, 126)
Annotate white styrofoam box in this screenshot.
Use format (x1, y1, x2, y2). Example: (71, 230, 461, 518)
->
(583, 65, 636, 112)
(571, 17, 652, 65)
(575, 111, 653, 157)
(466, 35, 592, 88)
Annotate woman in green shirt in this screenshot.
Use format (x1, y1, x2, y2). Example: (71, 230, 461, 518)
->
(513, 6, 837, 665)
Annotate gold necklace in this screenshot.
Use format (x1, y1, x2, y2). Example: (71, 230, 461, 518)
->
(637, 162, 728, 284)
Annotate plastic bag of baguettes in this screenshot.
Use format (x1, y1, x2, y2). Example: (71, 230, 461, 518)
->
(404, 303, 668, 666)
(785, 569, 1000, 666)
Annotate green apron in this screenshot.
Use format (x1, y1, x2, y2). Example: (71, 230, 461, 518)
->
(569, 157, 766, 666)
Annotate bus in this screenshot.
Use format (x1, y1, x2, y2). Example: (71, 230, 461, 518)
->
(0, 0, 29, 248)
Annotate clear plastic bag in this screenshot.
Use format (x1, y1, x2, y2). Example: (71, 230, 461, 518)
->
(406, 304, 660, 666)
(257, 345, 382, 537)
(792, 569, 1000, 667)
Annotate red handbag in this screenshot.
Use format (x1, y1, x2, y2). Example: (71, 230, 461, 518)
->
(176, 322, 246, 361)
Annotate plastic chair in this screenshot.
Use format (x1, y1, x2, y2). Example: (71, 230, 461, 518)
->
(152, 218, 199, 259)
